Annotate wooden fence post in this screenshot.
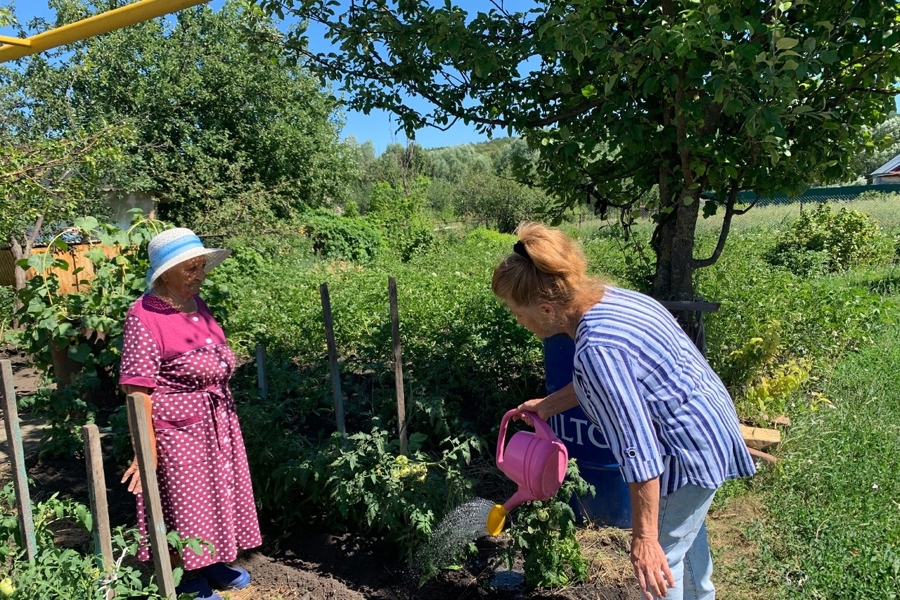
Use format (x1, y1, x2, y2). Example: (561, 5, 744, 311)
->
(126, 394, 176, 599)
(388, 278, 408, 456)
(82, 424, 114, 572)
(0, 360, 37, 562)
(255, 344, 268, 400)
(319, 283, 347, 438)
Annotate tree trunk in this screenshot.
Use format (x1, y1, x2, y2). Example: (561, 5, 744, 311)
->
(8, 238, 24, 330)
(8, 215, 44, 328)
(652, 188, 700, 301)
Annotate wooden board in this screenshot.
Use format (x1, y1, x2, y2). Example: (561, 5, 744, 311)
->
(740, 424, 781, 450)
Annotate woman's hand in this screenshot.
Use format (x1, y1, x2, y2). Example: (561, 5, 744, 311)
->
(121, 457, 142, 495)
(515, 382, 579, 424)
(631, 536, 674, 599)
(628, 478, 674, 599)
(515, 398, 550, 425)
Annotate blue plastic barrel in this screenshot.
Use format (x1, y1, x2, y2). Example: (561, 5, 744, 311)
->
(543, 334, 632, 528)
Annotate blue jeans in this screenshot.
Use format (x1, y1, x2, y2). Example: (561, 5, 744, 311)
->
(654, 483, 717, 600)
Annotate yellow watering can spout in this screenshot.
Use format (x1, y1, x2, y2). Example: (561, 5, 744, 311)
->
(486, 504, 508, 536)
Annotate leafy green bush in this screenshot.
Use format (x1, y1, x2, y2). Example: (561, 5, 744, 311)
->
(11, 215, 160, 455)
(367, 178, 435, 261)
(714, 321, 813, 424)
(765, 204, 892, 276)
(452, 171, 550, 234)
(239, 395, 482, 560)
(299, 209, 382, 263)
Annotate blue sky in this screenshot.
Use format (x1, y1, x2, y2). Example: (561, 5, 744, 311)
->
(2, 0, 507, 154)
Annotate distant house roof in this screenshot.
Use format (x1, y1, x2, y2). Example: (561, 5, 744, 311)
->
(871, 152, 900, 176)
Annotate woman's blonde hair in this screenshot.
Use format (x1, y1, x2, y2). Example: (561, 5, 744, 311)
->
(491, 222, 607, 308)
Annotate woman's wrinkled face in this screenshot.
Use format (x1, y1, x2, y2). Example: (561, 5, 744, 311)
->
(160, 255, 207, 298)
(506, 300, 559, 339)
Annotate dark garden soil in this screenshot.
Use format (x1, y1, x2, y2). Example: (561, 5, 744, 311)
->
(0, 348, 759, 600)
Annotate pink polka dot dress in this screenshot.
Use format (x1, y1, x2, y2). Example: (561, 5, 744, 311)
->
(119, 293, 262, 570)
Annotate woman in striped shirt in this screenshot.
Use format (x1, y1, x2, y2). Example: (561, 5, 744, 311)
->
(492, 223, 755, 600)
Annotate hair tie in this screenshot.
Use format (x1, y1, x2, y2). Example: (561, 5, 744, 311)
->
(513, 240, 531, 262)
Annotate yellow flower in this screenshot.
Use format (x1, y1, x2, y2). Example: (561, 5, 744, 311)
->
(0, 577, 16, 597)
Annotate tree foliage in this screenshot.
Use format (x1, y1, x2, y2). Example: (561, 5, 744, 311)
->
(260, 0, 900, 300)
(854, 114, 900, 180)
(0, 126, 136, 290)
(453, 171, 549, 234)
(13, 0, 356, 234)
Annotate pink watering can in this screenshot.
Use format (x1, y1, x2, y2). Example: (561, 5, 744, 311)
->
(486, 409, 568, 536)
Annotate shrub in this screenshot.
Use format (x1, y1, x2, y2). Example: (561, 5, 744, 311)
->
(452, 171, 550, 234)
(11, 215, 160, 456)
(718, 321, 782, 392)
(367, 178, 436, 261)
(299, 209, 383, 263)
(343, 199, 360, 218)
(241, 407, 483, 561)
(765, 204, 892, 276)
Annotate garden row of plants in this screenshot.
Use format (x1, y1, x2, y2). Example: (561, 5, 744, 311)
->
(3, 198, 900, 596)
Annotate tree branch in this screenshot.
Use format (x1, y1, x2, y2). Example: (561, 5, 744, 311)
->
(695, 182, 741, 268)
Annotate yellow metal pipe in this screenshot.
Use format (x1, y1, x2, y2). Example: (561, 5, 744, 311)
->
(0, 35, 31, 48)
(0, 0, 210, 63)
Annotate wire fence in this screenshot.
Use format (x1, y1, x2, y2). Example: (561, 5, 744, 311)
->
(573, 184, 900, 234)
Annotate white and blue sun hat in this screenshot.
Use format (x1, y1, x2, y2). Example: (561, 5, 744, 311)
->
(145, 228, 231, 288)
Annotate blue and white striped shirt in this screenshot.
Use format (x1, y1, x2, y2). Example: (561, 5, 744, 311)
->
(572, 286, 756, 495)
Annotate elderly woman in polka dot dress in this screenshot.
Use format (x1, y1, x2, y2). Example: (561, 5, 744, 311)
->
(119, 228, 261, 600)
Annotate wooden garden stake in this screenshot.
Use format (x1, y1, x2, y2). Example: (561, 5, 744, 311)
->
(255, 344, 268, 399)
(126, 393, 176, 599)
(319, 283, 347, 438)
(83, 424, 114, 573)
(388, 277, 408, 456)
(0, 360, 37, 562)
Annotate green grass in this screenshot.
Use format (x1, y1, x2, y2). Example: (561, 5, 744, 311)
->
(747, 309, 900, 599)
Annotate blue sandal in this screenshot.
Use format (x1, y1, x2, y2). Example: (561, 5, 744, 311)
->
(200, 562, 251, 591)
(175, 577, 222, 600)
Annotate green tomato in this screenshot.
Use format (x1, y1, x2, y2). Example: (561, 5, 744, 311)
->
(536, 509, 549, 522)
(0, 577, 16, 597)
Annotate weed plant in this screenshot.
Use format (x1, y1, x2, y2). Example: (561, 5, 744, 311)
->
(0, 483, 187, 599)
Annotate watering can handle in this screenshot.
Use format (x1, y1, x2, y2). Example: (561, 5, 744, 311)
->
(531, 415, 557, 441)
(496, 409, 539, 466)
